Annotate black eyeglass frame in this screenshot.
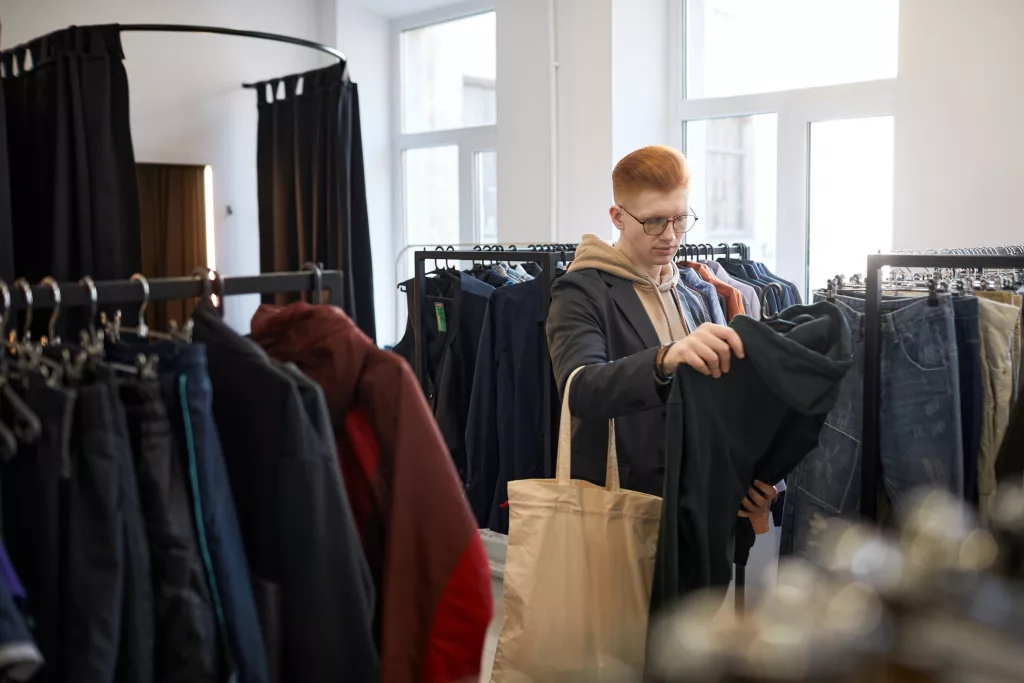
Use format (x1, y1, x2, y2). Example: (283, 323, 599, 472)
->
(617, 205, 699, 236)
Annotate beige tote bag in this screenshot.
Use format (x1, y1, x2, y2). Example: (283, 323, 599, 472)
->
(490, 367, 663, 682)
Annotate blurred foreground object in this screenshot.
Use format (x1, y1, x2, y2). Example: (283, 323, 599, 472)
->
(648, 486, 1024, 682)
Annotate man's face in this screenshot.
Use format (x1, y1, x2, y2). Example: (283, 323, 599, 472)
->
(611, 186, 689, 267)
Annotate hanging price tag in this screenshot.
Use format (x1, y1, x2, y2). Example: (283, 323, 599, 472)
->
(434, 302, 448, 332)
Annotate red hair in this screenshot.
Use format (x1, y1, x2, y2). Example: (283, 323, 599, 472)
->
(612, 146, 690, 202)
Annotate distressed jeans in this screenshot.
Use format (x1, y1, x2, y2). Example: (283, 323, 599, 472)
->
(782, 293, 963, 557)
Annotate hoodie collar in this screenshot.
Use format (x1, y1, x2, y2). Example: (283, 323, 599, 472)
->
(569, 233, 679, 290)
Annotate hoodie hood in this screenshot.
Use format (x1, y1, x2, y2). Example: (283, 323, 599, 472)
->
(569, 234, 680, 291)
(730, 301, 854, 415)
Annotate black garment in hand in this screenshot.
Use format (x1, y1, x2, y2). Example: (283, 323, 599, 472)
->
(651, 301, 853, 614)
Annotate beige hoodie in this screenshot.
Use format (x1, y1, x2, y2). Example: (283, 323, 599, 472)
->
(568, 233, 689, 343)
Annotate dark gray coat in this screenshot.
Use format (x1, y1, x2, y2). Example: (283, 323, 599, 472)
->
(546, 268, 680, 496)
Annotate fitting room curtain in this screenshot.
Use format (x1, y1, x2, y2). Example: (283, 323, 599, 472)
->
(255, 62, 376, 341)
(0, 24, 12, 283)
(137, 163, 208, 331)
(0, 24, 141, 283)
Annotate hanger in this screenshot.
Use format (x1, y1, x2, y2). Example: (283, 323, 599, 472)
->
(760, 282, 785, 320)
(302, 261, 324, 304)
(0, 279, 41, 444)
(40, 276, 61, 346)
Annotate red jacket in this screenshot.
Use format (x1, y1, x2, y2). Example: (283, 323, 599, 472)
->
(250, 303, 492, 683)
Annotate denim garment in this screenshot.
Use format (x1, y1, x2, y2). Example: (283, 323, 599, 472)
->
(952, 297, 983, 506)
(678, 280, 710, 325)
(108, 342, 269, 683)
(782, 293, 963, 557)
(680, 267, 727, 325)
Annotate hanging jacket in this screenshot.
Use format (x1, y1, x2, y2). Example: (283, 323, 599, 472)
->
(192, 305, 378, 683)
(650, 301, 853, 615)
(250, 303, 493, 683)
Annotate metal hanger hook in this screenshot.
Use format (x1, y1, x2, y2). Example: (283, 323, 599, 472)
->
(0, 279, 9, 342)
(13, 278, 32, 343)
(40, 277, 61, 344)
(302, 262, 324, 304)
(130, 273, 151, 338)
(78, 276, 99, 342)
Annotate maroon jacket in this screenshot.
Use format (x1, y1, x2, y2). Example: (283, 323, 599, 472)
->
(250, 303, 492, 683)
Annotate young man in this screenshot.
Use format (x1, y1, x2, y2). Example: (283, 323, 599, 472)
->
(546, 145, 775, 529)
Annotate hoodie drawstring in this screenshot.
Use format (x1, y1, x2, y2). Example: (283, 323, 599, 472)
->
(645, 275, 687, 342)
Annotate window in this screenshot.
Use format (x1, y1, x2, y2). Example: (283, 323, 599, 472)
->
(807, 117, 894, 291)
(685, 115, 778, 267)
(685, 0, 899, 99)
(396, 8, 498, 271)
(675, 0, 899, 295)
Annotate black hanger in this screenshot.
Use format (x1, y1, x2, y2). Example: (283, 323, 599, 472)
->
(719, 243, 731, 261)
(761, 282, 786, 320)
(927, 278, 940, 307)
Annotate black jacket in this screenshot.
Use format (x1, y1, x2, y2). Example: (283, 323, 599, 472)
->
(466, 278, 551, 532)
(545, 268, 675, 496)
(650, 302, 853, 613)
(192, 306, 379, 683)
(395, 272, 494, 480)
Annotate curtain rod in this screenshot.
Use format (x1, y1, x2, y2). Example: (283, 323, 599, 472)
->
(117, 23, 346, 88)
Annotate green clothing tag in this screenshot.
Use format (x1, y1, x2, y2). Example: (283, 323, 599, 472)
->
(435, 302, 448, 332)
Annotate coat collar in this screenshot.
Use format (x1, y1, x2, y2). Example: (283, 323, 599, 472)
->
(598, 270, 661, 349)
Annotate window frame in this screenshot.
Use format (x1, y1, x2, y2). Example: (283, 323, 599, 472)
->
(670, 0, 898, 295)
(391, 1, 498, 255)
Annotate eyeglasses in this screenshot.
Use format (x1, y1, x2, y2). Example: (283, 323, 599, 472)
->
(618, 205, 699, 236)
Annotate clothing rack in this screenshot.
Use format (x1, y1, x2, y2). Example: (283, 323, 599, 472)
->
(2, 268, 343, 311)
(411, 241, 750, 479)
(861, 252, 1024, 520)
(116, 24, 347, 86)
(413, 246, 575, 477)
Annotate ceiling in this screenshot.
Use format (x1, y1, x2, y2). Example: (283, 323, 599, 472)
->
(349, 0, 465, 19)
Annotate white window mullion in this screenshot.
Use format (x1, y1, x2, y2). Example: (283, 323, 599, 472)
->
(459, 144, 475, 243)
(775, 112, 811, 292)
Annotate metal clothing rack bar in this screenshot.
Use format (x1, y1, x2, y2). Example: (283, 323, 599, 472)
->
(116, 24, 346, 87)
(861, 253, 1024, 520)
(5, 269, 344, 311)
(413, 249, 573, 477)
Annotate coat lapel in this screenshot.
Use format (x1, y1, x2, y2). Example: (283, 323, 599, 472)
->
(599, 271, 662, 349)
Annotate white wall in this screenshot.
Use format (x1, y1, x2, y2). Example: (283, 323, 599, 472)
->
(336, 3, 394, 344)
(495, 0, 673, 246)
(1, 0, 393, 336)
(495, 0, 553, 244)
(894, 0, 1024, 250)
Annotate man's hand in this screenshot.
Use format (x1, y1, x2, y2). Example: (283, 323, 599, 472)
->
(737, 480, 778, 534)
(662, 323, 745, 378)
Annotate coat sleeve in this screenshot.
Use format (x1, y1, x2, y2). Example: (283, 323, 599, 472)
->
(546, 274, 668, 421)
(465, 301, 499, 526)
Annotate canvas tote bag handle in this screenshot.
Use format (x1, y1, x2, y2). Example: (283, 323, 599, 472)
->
(555, 366, 620, 491)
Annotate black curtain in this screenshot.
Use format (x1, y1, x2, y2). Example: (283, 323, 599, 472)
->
(0, 41, 12, 283)
(0, 24, 141, 284)
(256, 62, 376, 341)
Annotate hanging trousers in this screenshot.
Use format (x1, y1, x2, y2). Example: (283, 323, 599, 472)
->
(109, 342, 270, 683)
(119, 378, 220, 683)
